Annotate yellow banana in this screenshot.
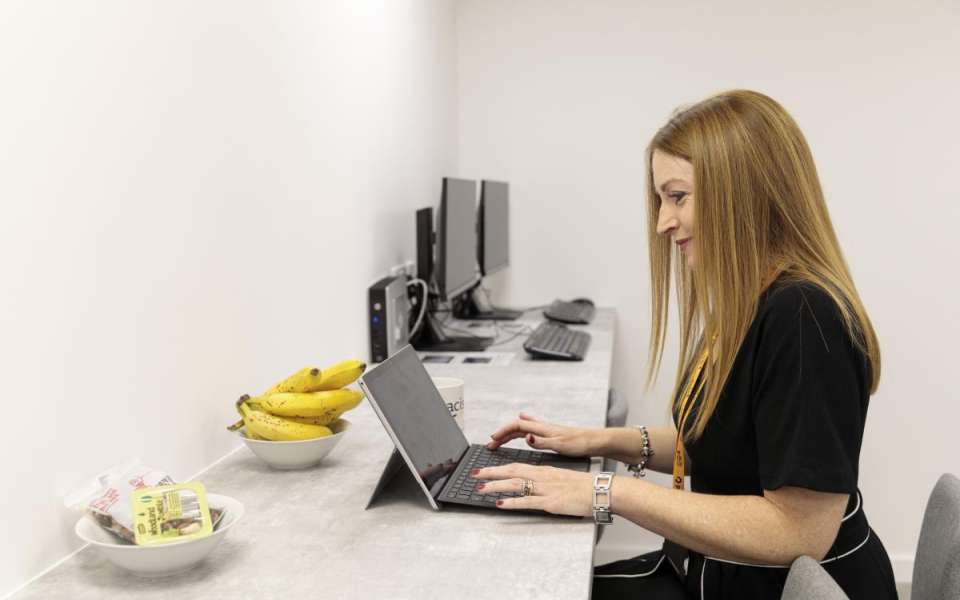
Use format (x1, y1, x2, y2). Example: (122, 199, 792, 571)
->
(240, 403, 332, 441)
(264, 367, 324, 394)
(315, 359, 366, 390)
(227, 394, 261, 431)
(284, 415, 333, 427)
(284, 415, 351, 430)
(256, 389, 363, 422)
(227, 395, 255, 431)
(235, 394, 262, 415)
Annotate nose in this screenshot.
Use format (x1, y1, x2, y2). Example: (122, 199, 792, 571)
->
(656, 204, 678, 237)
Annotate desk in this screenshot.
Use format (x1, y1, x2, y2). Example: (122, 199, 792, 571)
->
(14, 309, 616, 600)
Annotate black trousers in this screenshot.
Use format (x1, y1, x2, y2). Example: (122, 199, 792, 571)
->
(593, 551, 690, 600)
(593, 532, 897, 600)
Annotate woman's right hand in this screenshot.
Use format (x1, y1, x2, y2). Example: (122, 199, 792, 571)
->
(485, 412, 600, 457)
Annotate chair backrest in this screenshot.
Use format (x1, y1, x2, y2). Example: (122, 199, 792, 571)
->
(605, 388, 628, 428)
(913, 473, 960, 600)
(782, 556, 850, 600)
(601, 388, 629, 475)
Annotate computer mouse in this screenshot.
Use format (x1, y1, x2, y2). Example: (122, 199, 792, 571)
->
(570, 297, 594, 307)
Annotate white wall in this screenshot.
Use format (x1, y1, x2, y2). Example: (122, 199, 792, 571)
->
(0, 1, 456, 596)
(457, 0, 960, 582)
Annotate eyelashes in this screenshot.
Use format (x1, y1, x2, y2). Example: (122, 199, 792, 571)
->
(669, 192, 688, 205)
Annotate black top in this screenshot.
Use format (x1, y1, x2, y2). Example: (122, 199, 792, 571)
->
(672, 277, 896, 599)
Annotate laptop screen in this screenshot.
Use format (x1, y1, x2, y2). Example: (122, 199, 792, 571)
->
(360, 346, 470, 494)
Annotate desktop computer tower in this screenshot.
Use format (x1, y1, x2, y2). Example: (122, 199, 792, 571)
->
(368, 276, 410, 363)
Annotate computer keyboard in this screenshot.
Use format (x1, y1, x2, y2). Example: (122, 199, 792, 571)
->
(443, 445, 543, 504)
(543, 299, 595, 324)
(523, 321, 591, 361)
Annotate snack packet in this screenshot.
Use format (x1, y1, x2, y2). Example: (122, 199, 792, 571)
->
(131, 482, 213, 545)
(64, 459, 224, 544)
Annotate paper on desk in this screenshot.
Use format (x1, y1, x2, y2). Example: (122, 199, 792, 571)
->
(456, 352, 515, 366)
(418, 352, 515, 366)
(515, 319, 543, 330)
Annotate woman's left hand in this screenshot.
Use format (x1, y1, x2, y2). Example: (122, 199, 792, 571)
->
(473, 463, 596, 517)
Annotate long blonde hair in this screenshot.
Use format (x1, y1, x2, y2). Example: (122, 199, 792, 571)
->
(646, 90, 881, 441)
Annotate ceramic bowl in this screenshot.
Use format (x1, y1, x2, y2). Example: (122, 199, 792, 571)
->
(239, 418, 350, 469)
(74, 493, 244, 577)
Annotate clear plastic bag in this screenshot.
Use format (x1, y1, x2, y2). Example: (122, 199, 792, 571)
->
(64, 458, 223, 545)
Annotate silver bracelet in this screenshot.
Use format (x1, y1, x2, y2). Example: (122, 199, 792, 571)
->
(626, 425, 654, 478)
(593, 472, 615, 524)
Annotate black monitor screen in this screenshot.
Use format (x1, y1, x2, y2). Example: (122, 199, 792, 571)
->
(359, 345, 469, 495)
(481, 181, 509, 275)
(438, 178, 480, 299)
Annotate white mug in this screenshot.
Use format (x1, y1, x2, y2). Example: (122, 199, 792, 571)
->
(432, 376, 465, 430)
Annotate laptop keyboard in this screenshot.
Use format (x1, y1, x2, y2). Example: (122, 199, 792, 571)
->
(443, 445, 544, 504)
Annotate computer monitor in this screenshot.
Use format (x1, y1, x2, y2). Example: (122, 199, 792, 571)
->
(452, 180, 521, 321)
(479, 180, 509, 276)
(408, 179, 493, 352)
(416, 207, 433, 282)
(436, 177, 481, 301)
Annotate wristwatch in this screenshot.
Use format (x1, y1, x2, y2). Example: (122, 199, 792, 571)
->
(593, 472, 615, 524)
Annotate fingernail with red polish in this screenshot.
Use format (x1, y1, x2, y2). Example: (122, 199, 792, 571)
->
(475, 483, 485, 491)
(471, 469, 480, 477)
(527, 434, 535, 444)
(496, 500, 503, 507)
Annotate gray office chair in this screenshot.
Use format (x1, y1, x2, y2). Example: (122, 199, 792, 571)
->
(912, 473, 960, 600)
(602, 388, 628, 473)
(782, 556, 849, 600)
(597, 389, 628, 544)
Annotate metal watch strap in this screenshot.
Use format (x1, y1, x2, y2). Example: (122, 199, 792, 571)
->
(593, 472, 615, 524)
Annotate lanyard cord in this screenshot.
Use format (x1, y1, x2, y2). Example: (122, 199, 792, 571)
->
(670, 266, 784, 491)
(672, 341, 712, 490)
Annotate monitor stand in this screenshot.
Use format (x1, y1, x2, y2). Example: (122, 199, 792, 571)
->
(453, 287, 522, 321)
(410, 311, 493, 352)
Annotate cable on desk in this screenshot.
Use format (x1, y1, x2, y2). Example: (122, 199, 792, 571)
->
(487, 329, 529, 348)
(433, 295, 538, 346)
(440, 317, 535, 348)
(407, 278, 430, 337)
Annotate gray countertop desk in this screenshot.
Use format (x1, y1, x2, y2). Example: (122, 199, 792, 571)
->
(16, 308, 616, 600)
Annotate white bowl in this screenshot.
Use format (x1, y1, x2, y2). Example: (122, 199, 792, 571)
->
(238, 418, 350, 469)
(75, 493, 244, 577)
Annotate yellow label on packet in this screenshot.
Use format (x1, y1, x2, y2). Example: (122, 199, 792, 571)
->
(131, 482, 213, 546)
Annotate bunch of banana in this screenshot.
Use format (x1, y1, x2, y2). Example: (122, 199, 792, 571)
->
(227, 359, 366, 441)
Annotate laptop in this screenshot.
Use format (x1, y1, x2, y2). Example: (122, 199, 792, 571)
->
(359, 344, 592, 512)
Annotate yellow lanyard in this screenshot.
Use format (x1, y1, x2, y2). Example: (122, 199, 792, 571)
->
(670, 266, 783, 491)
(672, 342, 712, 490)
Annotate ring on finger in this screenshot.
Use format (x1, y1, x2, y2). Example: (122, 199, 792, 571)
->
(520, 479, 535, 497)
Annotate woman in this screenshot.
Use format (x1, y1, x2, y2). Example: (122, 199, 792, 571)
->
(473, 90, 897, 599)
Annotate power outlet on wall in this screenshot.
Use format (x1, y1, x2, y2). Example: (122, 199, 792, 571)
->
(388, 260, 416, 278)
